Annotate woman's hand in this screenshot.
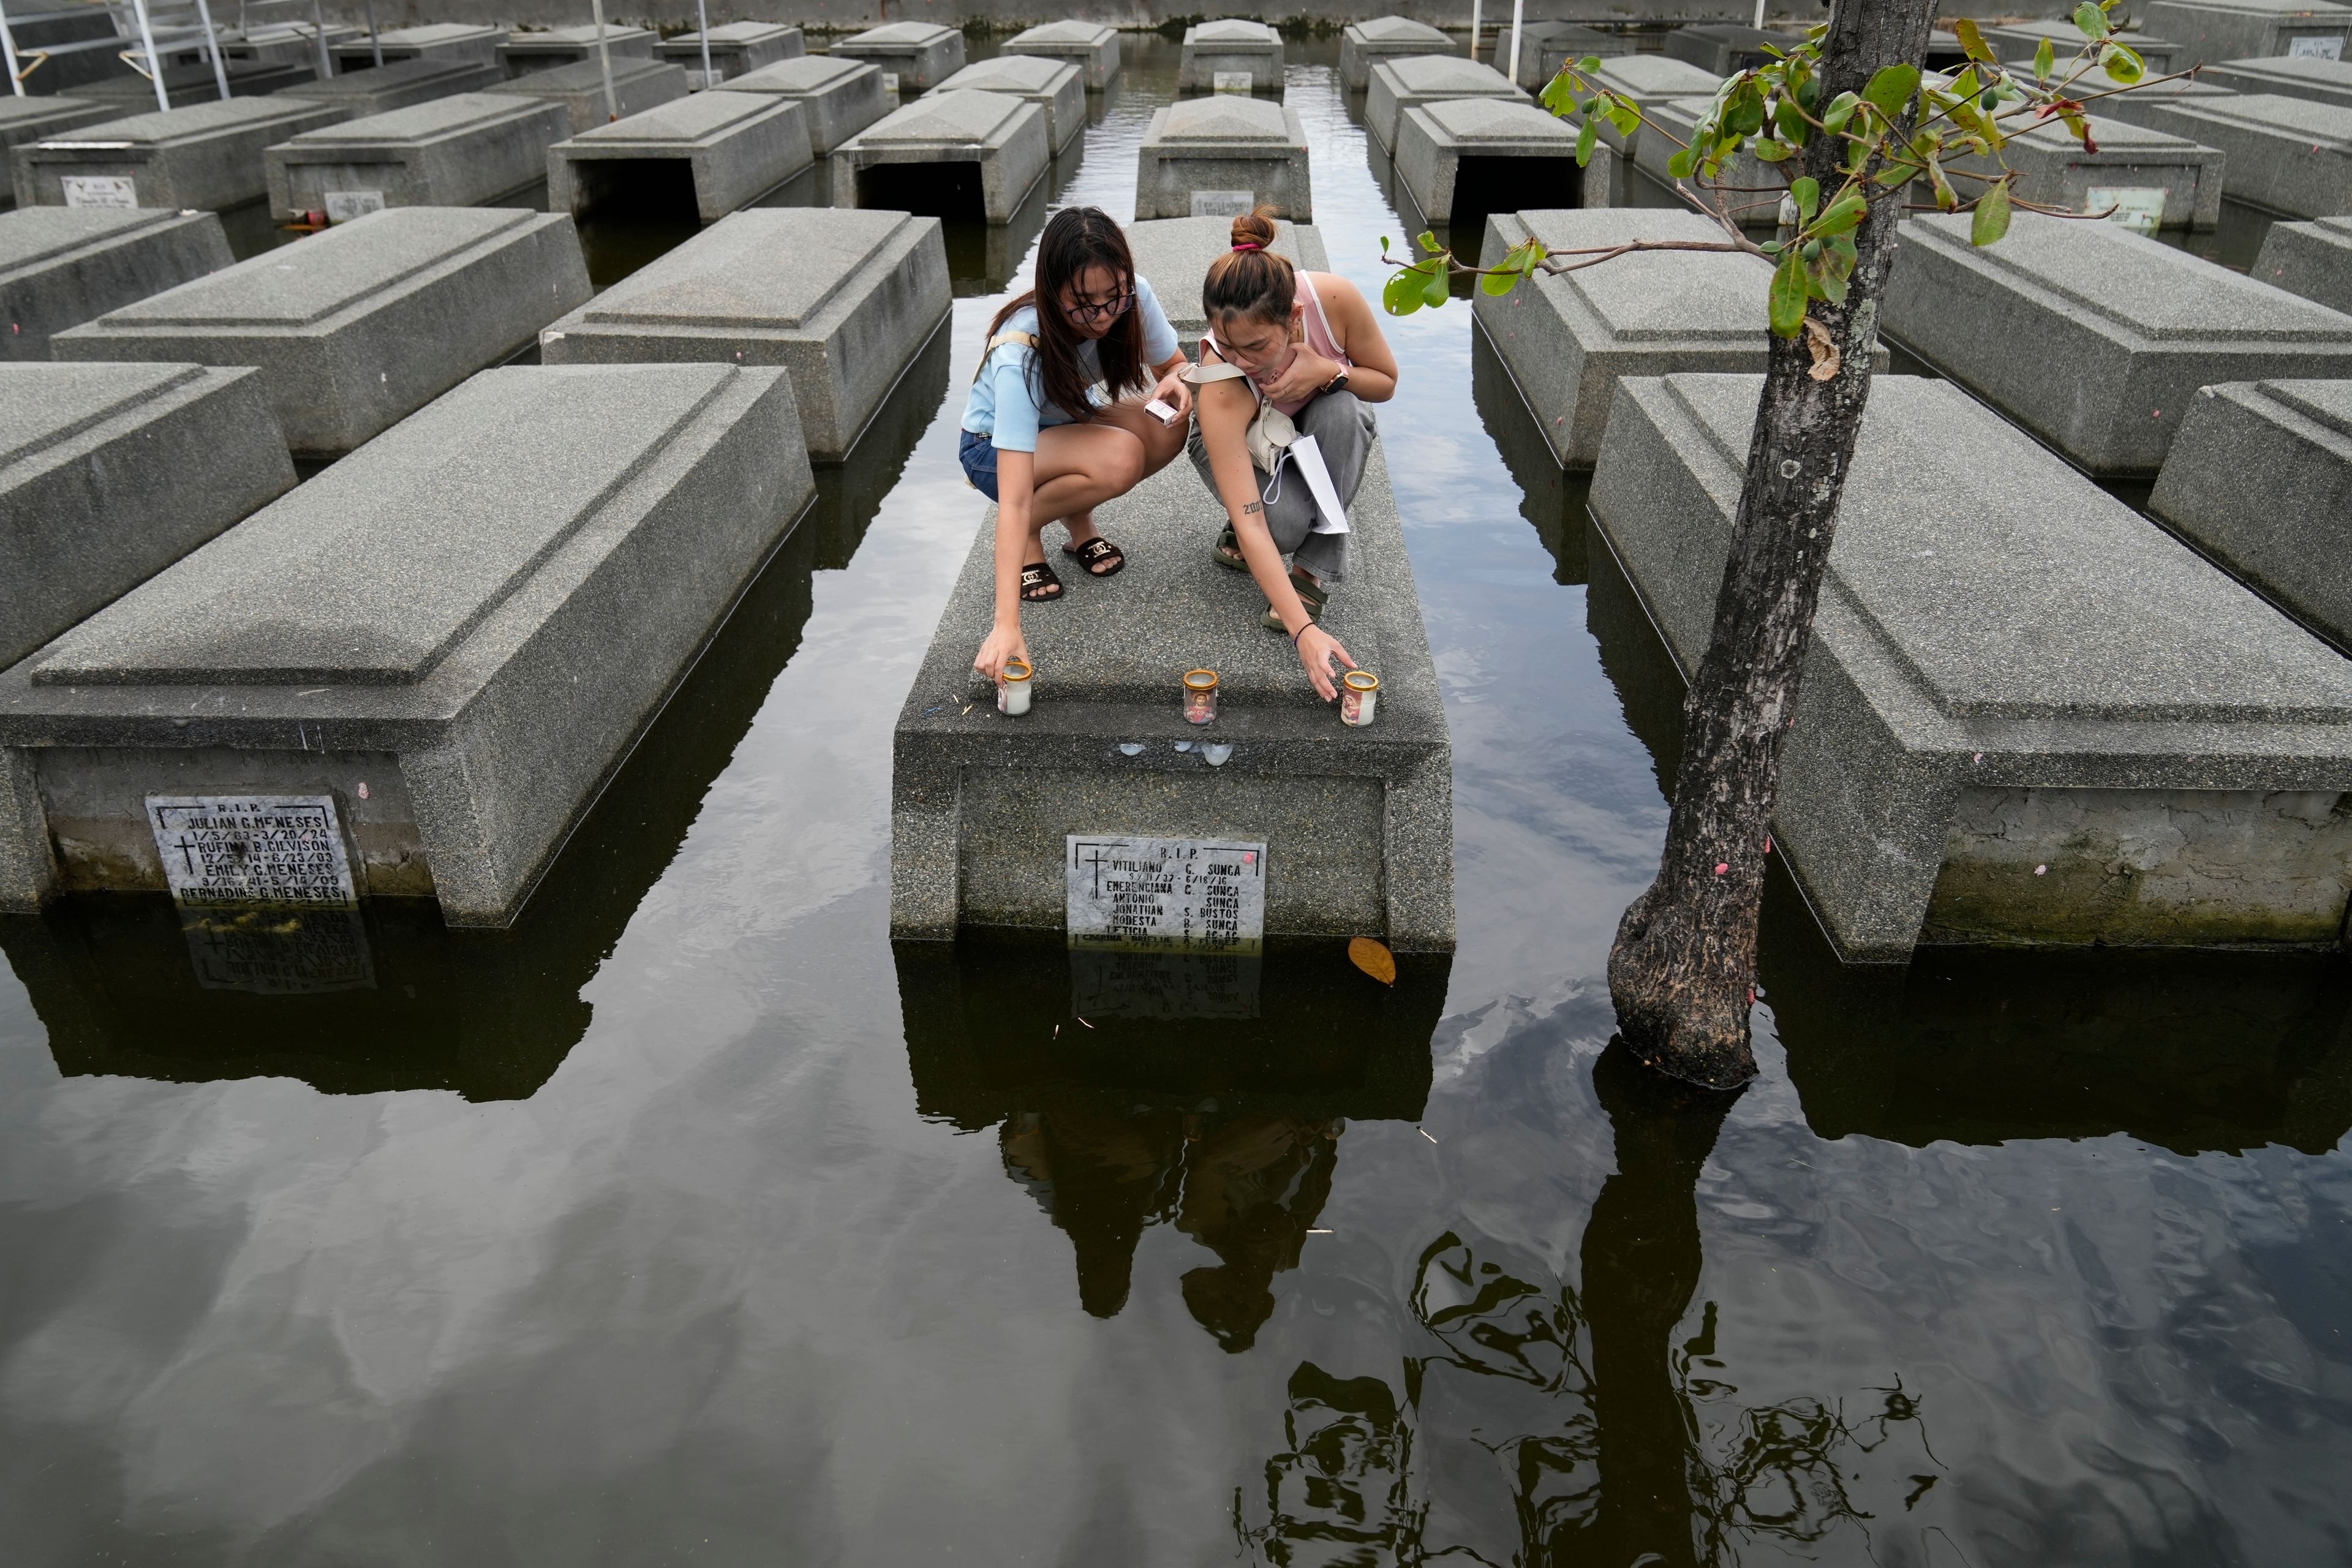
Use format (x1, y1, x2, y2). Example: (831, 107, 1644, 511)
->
(1295, 622, 1357, 702)
(1262, 350, 1341, 407)
(974, 621, 1029, 686)
(1151, 364, 1193, 418)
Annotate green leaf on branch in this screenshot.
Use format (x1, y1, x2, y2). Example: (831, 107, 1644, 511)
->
(1821, 91, 1859, 132)
(1417, 230, 1442, 255)
(1873, 159, 1917, 187)
(1576, 116, 1599, 167)
(1774, 96, 1811, 146)
(1480, 265, 1520, 296)
(1542, 73, 1579, 115)
(2074, 1, 2109, 39)
(1791, 175, 1820, 223)
(1815, 187, 1869, 235)
(1382, 266, 1425, 316)
(1380, 235, 1390, 252)
(1862, 64, 1920, 124)
(2103, 42, 2144, 82)
(2034, 37, 2056, 80)
(1605, 97, 1642, 138)
(1755, 137, 1793, 162)
(1423, 258, 1450, 307)
(1953, 17, 1996, 63)
(1576, 55, 1601, 72)
(1929, 156, 1958, 211)
(1844, 136, 1872, 173)
(1972, 179, 2013, 245)
(1667, 145, 1696, 179)
(1769, 251, 1808, 338)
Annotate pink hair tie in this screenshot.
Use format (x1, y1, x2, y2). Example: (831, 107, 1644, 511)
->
(1231, 242, 1264, 252)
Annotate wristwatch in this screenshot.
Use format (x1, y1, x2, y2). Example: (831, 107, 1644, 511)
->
(1321, 366, 1351, 396)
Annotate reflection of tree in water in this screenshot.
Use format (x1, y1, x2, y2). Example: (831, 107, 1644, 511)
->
(1238, 1044, 1938, 1566)
(1001, 1107, 1339, 1349)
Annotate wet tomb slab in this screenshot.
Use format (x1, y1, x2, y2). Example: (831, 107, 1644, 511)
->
(483, 58, 689, 137)
(1662, 23, 1785, 77)
(279, 56, 505, 119)
(263, 94, 573, 222)
(829, 22, 965, 96)
(1395, 97, 1583, 232)
(930, 57, 1085, 154)
(13, 96, 346, 213)
(0, 361, 293, 668)
(54, 206, 592, 457)
(538, 206, 948, 461)
(660, 23, 804, 88)
(0, 205, 230, 358)
(2150, 379, 2352, 649)
(1003, 21, 1120, 91)
(1, 97, 112, 206)
(1135, 95, 1312, 221)
(831, 91, 1049, 224)
(1339, 17, 1455, 92)
(331, 24, 503, 70)
(1180, 20, 1284, 98)
(2143, 0, 2352, 69)
(1985, 20, 2185, 74)
(1124, 215, 1327, 337)
(2253, 211, 2352, 309)
(547, 92, 813, 225)
(1472, 208, 1885, 470)
(890, 448, 1453, 952)
(1364, 56, 1525, 153)
(1948, 116, 2225, 232)
(1883, 209, 2352, 475)
(496, 24, 655, 78)
(2122, 92, 2352, 217)
(714, 56, 888, 156)
(1589, 371, 2352, 960)
(1484, 22, 1634, 92)
(0, 361, 815, 926)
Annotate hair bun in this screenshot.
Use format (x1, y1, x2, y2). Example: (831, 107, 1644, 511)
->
(1229, 207, 1278, 250)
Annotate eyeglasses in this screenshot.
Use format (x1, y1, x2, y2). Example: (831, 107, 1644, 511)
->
(1063, 291, 1135, 324)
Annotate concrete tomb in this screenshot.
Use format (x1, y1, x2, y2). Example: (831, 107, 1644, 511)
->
(1003, 21, 1122, 92)
(54, 207, 593, 457)
(183, 21, 356, 73)
(281, 56, 505, 119)
(1135, 94, 1313, 222)
(2151, 378, 2352, 650)
(0, 362, 292, 669)
(891, 447, 1453, 952)
(263, 95, 573, 222)
(1474, 207, 1885, 469)
(829, 23, 966, 95)
(715, 56, 889, 156)
(548, 93, 813, 225)
(1339, 17, 1456, 92)
(496, 24, 657, 78)
(2253, 212, 2352, 311)
(2203, 53, 2352, 107)
(483, 58, 691, 138)
(659, 22, 804, 88)
(2108, 92, 2352, 219)
(930, 56, 1087, 153)
(1180, 20, 1285, 97)
(2088, 73, 2242, 134)
(1123, 215, 1329, 337)
(538, 206, 948, 462)
(82, 61, 319, 110)
(1883, 209, 2352, 474)
(1985, 20, 2184, 75)
(1591, 371, 2352, 959)
(0, 206, 231, 359)
(1947, 116, 2225, 232)
(2143, 0, 2352, 68)
(831, 91, 1050, 224)
(1485, 22, 1634, 92)
(1366, 56, 1528, 152)
(1662, 23, 1784, 77)
(13, 96, 345, 214)
(1634, 97, 1775, 218)
(1395, 97, 1583, 232)
(1, 97, 111, 206)
(1567, 55, 1724, 164)
(0, 362, 816, 928)
(331, 24, 504, 70)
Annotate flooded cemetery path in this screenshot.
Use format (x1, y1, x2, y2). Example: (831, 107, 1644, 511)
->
(4, 34, 2350, 1566)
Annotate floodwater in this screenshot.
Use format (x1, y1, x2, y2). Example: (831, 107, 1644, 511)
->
(5, 34, 2350, 1566)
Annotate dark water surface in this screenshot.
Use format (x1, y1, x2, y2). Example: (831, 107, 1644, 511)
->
(5, 37, 2349, 1566)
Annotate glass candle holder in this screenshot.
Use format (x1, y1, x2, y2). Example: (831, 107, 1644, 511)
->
(998, 658, 1033, 716)
(1182, 668, 1219, 725)
(1340, 669, 1380, 727)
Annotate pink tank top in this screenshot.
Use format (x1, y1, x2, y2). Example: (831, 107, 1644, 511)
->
(1202, 271, 1352, 418)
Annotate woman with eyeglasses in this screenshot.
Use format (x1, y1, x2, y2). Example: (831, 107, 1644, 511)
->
(966, 206, 1193, 685)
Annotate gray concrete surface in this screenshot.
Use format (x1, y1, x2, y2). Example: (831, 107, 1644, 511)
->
(331, 24, 504, 69)
(1661, 22, 1782, 75)
(658, 23, 805, 86)
(829, 22, 965, 94)
(930, 56, 1086, 153)
(1483, 21, 1635, 91)
(2088, 72, 2242, 132)
(890, 442, 1453, 951)
(483, 57, 690, 136)
(1365, 55, 1528, 151)
(496, 24, 657, 78)
(1394, 97, 1581, 228)
(1135, 94, 1313, 221)
(1339, 17, 1455, 92)
(2143, 0, 2352, 69)
(715, 55, 888, 154)
(55, 206, 592, 456)
(1179, 19, 1285, 96)
(1985, 20, 2184, 74)
(1946, 116, 2225, 231)
(831, 91, 1050, 223)
(13, 96, 347, 214)
(0, 362, 293, 669)
(0, 206, 232, 359)
(2252, 211, 2352, 311)
(0, 362, 815, 927)
(538, 205, 946, 461)
(2150, 379, 2352, 649)
(2203, 53, 2352, 107)
(2118, 92, 2352, 217)
(281, 56, 505, 119)
(1884, 209, 2352, 474)
(1, 97, 112, 208)
(1124, 214, 1329, 336)
(81, 61, 320, 110)
(264, 94, 573, 221)
(1589, 371, 2352, 958)
(1003, 21, 1121, 91)
(548, 92, 813, 224)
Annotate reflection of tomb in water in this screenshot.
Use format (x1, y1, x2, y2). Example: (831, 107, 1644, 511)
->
(935, 156, 1063, 298)
(895, 937, 1443, 1341)
(1471, 323, 1590, 584)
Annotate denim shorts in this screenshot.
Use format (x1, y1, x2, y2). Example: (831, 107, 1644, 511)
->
(959, 428, 999, 502)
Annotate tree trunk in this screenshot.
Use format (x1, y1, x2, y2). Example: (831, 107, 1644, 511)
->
(1607, 0, 1939, 1090)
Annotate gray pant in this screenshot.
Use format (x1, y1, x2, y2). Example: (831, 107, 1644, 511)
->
(1189, 390, 1375, 586)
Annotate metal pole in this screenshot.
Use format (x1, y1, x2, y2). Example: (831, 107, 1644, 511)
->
(0, 0, 25, 98)
(193, 0, 230, 99)
(1468, 0, 1480, 71)
(128, 0, 168, 111)
(309, 0, 330, 77)
(1507, 0, 1524, 89)
(364, 0, 379, 66)
(1754, 0, 1768, 29)
(695, 0, 710, 88)
(590, 0, 616, 121)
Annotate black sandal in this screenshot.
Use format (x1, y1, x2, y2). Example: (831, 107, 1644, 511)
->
(1020, 560, 1063, 601)
(1212, 524, 1249, 571)
(1061, 536, 1125, 578)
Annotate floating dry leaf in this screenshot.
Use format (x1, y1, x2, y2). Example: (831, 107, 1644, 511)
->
(1348, 936, 1396, 986)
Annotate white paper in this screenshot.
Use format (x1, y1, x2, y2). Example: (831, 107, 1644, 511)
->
(2287, 34, 2343, 59)
(324, 189, 385, 224)
(61, 175, 137, 209)
(1286, 433, 1352, 536)
(2088, 185, 2166, 236)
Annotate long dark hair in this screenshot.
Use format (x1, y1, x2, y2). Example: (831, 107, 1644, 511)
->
(1204, 207, 1296, 326)
(986, 206, 1147, 424)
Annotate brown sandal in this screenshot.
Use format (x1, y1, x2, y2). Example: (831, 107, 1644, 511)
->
(1061, 536, 1125, 578)
(1020, 560, 1063, 601)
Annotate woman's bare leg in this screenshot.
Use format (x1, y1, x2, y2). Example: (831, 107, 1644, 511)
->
(1025, 417, 1157, 562)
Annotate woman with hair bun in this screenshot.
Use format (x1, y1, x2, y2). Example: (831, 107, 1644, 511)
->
(1189, 208, 1400, 701)
(965, 206, 1194, 684)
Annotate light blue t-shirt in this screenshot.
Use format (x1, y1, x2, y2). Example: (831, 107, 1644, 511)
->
(960, 276, 1180, 453)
